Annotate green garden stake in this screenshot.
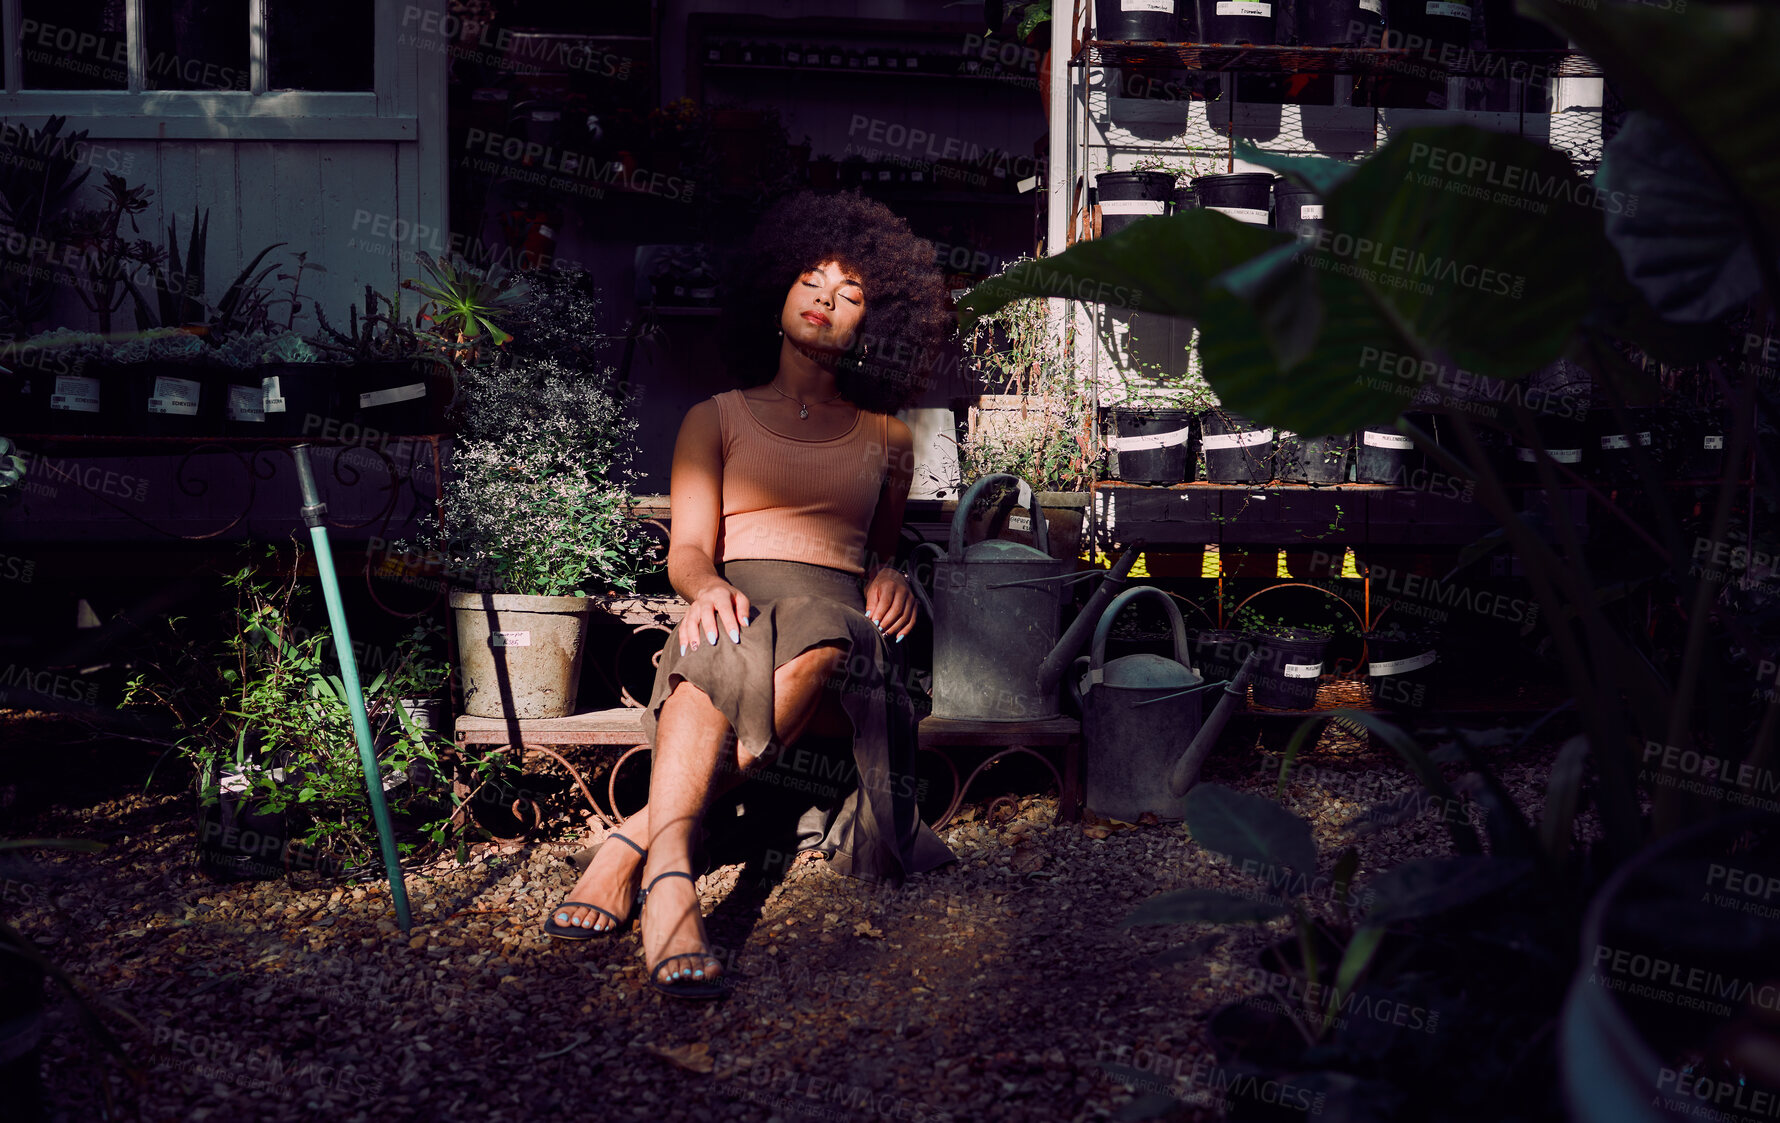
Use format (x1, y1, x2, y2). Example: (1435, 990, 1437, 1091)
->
(290, 444, 413, 933)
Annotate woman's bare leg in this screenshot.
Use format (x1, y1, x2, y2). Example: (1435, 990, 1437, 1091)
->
(638, 643, 848, 984)
(550, 644, 848, 937)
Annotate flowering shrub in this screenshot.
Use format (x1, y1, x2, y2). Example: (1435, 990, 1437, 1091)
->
(416, 355, 661, 597)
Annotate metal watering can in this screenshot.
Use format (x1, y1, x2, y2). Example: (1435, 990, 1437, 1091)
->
(908, 473, 1143, 721)
(1068, 586, 1223, 821)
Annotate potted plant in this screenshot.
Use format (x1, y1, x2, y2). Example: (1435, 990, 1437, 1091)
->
(1230, 604, 1354, 709)
(122, 544, 456, 879)
(958, 285, 1096, 559)
(402, 339, 663, 718)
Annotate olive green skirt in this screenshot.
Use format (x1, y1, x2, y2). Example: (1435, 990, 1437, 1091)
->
(640, 559, 955, 887)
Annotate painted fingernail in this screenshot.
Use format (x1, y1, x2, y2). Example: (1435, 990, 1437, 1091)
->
(896, 634, 905, 644)
(680, 643, 687, 657)
(729, 628, 740, 644)
(742, 616, 751, 626)
(707, 629, 718, 645)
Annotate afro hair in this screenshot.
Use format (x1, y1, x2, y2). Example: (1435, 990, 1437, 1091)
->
(719, 190, 956, 415)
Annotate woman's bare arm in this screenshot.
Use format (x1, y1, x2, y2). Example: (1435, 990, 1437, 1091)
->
(862, 415, 917, 640)
(667, 400, 750, 652)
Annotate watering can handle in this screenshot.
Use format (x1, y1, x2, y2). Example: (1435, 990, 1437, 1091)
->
(947, 473, 1048, 560)
(1087, 585, 1194, 679)
(1066, 654, 1091, 715)
(906, 541, 941, 622)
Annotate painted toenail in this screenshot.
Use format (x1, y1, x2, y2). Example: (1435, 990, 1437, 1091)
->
(556, 913, 568, 923)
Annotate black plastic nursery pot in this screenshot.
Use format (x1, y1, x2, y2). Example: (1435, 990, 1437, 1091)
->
(349, 359, 448, 436)
(1355, 418, 1426, 484)
(1195, 0, 1277, 44)
(1272, 180, 1325, 240)
(196, 770, 289, 883)
(1482, 0, 1565, 48)
(1296, 0, 1384, 45)
(1169, 184, 1198, 213)
(1584, 406, 1658, 486)
(1249, 627, 1329, 709)
(1386, 0, 1474, 51)
(1505, 414, 1587, 486)
(1191, 628, 1253, 685)
(1112, 406, 1197, 483)
(1363, 626, 1442, 712)
(1096, 171, 1176, 237)
(1095, 0, 1189, 41)
(1190, 173, 1275, 226)
(1276, 430, 1351, 485)
(127, 363, 226, 437)
(1675, 407, 1731, 481)
(1200, 410, 1275, 483)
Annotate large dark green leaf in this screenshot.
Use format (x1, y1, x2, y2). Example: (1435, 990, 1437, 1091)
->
(1236, 142, 1362, 197)
(1596, 110, 1767, 323)
(1364, 856, 1535, 926)
(956, 207, 1290, 331)
(1522, 0, 1780, 243)
(1332, 709, 1482, 855)
(1184, 782, 1319, 879)
(1119, 887, 1291, 928)
(1312, 125, 1606, 377)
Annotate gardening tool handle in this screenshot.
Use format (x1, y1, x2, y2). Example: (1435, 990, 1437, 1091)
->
(1131, 679, 1229, 707)
(290, 444, 328, 527)
(1087, 584, 1193, 682)
(947, 473, 1048, 559)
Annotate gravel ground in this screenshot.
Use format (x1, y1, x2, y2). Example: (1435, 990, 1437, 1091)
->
(10, 715, 1569, 1123)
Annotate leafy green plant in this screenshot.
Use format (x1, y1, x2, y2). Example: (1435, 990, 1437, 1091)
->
(120, 204, 285, 341)
(959, 284, 1096, 491)
(121, 543, 460, 869)
(62, 170, 162, 335)
(310, 282, 428, 362)
(400, 249, 528, 355)
(404, 354, 663, 597)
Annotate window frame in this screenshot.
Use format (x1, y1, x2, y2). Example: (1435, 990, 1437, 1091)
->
(0, 0, 412, 140)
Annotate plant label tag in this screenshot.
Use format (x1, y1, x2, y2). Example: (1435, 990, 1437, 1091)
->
(1217, 1, 1272, 15)
(1207, 205, 1270, 225)
(1008, 514, 1032, 532)
(148, 376, 201, 416)
(1201, 429, 1273, 450)
(490, 631, 531, 647)
(227, 384, 266, 422)
(1099, 199, 1167, 214)
(1549, 448, 1581, 463)
(1363, 430, 1414, 449)
(1360, 0, 1382, 11)
(1599, 434, 1630, 450)
(1283, 662, 1322, 679)
(50, 375, 101, 413)
(1425, 1, 1470, 16)
(1122, 0, 1174, 11)
(262, 375, 286, 413)
(1369, 650, 1436, 676)
(1638, 432, 1652, 445)
(360, 382, 426, 409)
(1300, 204, 1324, 219)
(1704, 435, 1724, 449)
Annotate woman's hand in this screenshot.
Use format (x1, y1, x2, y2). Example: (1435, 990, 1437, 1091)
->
(679, 580, 752, 657)
(864, 568, 916, 643)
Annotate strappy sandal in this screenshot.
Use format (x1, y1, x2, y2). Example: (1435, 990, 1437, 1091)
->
(641, 870, 728, 1000)
(543, 832, 647, 941)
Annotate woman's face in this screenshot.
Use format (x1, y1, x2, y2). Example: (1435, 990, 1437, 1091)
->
(780, 259, 865, 354)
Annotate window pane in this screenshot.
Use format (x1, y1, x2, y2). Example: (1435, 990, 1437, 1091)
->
(268, 0, 373, 91)
(20, 0, 128, 90)
(143, 0, 250, 92)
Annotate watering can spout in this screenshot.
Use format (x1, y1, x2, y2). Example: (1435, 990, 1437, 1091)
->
(1166, 648, 1264, 797)
(1035, 538, 1146, 695)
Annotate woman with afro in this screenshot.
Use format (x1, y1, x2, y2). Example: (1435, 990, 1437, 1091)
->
(545, 191, 959, 998)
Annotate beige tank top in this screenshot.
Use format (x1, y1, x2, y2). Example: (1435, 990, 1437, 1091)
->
(713, 389, 889, 576)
